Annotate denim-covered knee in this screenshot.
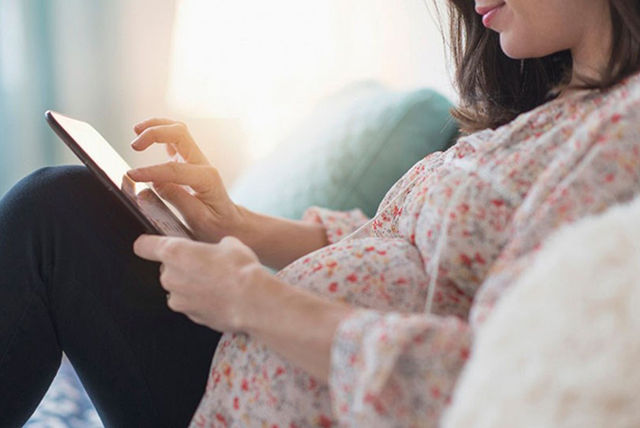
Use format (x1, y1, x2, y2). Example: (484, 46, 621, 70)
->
(0, 165, 96, 224)
(1, 164, 143, 248)
(22, 165, 95, 198)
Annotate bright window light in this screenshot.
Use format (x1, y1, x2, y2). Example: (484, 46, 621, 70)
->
(166, 0, 452, 156)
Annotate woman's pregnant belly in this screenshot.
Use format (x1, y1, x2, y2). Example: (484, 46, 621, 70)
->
(190, 236, 429, 427)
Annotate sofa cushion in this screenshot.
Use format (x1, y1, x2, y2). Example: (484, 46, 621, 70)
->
(230, 81, 457, 219)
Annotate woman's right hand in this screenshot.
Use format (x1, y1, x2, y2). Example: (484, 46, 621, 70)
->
(127, 118, 246, 243)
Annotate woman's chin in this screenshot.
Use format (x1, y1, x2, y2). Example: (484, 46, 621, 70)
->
(499, 33, 563, 61)
(499, 35, 540, 60)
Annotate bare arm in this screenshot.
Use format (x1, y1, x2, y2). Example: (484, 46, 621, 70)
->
(127, 118, 331, 271)
(240, 265, 353, 381)
(133, 234, 351, 382)
(235, 205, 329, 270)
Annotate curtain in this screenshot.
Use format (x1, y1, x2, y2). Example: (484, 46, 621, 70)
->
(0, 0, 57, 196)
(0, 0, 170, 197)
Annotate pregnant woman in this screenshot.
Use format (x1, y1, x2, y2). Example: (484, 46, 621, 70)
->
(2, 0, 640, 427)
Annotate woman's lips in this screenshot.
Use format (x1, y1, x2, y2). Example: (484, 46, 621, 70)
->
(476, 2, 506, 28)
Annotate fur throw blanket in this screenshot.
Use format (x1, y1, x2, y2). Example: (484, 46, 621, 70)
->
(443, 197, 640, 428)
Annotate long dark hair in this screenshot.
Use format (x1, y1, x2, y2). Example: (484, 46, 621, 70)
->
(444, 0, 640, 133)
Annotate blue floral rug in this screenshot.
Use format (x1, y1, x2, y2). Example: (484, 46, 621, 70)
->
(25, 355, 102, 427)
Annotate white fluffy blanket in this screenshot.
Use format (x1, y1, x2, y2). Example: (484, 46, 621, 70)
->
(443, 196, 640, 428)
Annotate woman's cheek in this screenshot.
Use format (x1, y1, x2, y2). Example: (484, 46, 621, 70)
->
(497, 2, 579, 59)
(496, 12, 543, 59)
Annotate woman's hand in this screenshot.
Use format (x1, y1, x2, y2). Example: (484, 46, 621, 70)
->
(127, 117, 331, 270)
(133, 232, 354, 382)
(127, 118, 244, 243)
(133, 233, 262, 331)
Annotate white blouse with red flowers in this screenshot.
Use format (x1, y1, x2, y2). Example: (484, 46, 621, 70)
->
(190, 72, 640, 428)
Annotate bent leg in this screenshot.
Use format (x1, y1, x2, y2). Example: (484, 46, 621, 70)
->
(0, 166, 221, 427)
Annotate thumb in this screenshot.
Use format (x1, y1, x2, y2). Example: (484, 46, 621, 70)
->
(153, 182, 203, 223)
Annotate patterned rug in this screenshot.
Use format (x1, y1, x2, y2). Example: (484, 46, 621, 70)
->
(25, 355, 102, 427)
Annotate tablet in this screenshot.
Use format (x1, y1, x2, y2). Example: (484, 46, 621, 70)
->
(45, 110, 194, 239)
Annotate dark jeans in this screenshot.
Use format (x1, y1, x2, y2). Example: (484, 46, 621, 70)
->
(0, 166, 222, 428)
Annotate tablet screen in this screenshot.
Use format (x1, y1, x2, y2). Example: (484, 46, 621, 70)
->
(47, 111, 193, 238)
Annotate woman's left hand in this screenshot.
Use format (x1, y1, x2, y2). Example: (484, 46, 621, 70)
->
(133, 234, 262, 332)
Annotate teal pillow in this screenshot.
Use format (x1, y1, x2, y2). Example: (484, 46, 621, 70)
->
(230, 81, 458, 219)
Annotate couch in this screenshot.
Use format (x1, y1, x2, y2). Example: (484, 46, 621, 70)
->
(26, 81, 458, 426)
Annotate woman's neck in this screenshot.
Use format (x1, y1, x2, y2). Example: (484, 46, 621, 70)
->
(559, 3, 612, 98)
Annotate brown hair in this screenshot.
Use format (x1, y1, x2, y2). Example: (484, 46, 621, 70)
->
(444, 0, 640, 134)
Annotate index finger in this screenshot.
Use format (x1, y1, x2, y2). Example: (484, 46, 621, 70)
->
(134, 119, 180, 157)
(134, 118, 178, 135)
(127, 162, 219, 196)
(131, 124, 209, 165)
(133, 234, 178, 263)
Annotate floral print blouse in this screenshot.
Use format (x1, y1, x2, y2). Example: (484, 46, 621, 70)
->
(190, 71, 640, 428)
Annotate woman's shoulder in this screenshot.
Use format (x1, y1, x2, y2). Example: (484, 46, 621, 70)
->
(583, 71, 640, 150)
(585, 70, 640, 123)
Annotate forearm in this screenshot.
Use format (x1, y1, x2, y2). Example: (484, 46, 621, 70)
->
(235, 205, 329, 270)
(240, 266, 354, 382)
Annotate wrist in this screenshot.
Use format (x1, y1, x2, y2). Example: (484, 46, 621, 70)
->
(232, 204, 258, 244)
(236, 264, 355, 337)
(235, 263, 277, 331)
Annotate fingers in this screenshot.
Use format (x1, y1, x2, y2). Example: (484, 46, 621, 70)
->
(127, 162, 221, 197)
(135, 235, 191, 300)
(153, 182, 204, 225)
(134, 235, 217, 316)
(166, 143, 178, 158)
(133, 118, 178, 135)
(165, 292, 188, 312)
(133, 234, 174, 263)
(160, 264, 191, 314)
(133, 234, 197, 270)
(134, 119, 179, 158)
(133, 118, 180, 158)
(133, 234, 214, 266)
(131, 122, 209, 165)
